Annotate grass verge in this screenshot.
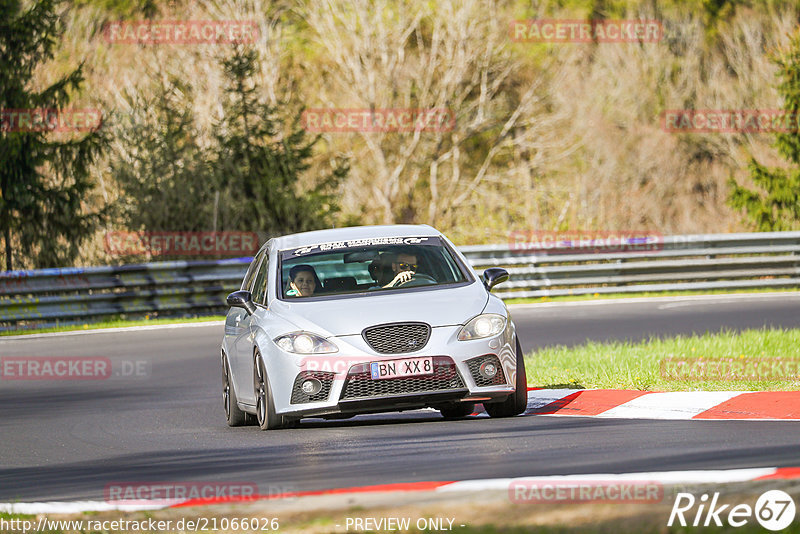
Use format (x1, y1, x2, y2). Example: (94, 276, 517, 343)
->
(523, 327, 800, 391)
(3, 482, 799, 533)
(0, 315, 225, 337)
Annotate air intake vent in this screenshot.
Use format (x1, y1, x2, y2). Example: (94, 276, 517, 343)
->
(290, 371, 335, 404)
(466, 354, 507, 387)
(340, 356, 464, 400)
(362, 322, 431, 354)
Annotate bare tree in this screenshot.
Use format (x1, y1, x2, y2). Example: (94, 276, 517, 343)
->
(301, 0, 572, 232)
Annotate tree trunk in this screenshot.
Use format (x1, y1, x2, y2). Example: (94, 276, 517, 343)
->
(4, 226, 12, 272)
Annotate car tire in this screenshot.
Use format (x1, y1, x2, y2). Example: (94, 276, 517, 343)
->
(438, 402, 476, 419)
(222, 353, 251, 426)
(254, 352, 284, 430)
(485, 336, 528, 418)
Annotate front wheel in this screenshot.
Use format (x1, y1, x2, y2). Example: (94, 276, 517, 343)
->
(253, 353, 285, 430)
(485, 336, 528, 418)
(223, 353, 251, 426)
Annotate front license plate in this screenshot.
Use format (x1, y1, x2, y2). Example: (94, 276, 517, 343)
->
(370, 357, 434, 380)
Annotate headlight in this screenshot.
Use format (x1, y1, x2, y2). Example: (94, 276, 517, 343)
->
(457, 314, 506, 341)
(273, 332, 338, 354)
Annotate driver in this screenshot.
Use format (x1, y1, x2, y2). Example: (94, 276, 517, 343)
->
(383, 251, 418, 288)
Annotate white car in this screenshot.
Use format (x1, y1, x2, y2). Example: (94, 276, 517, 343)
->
(221, 224, 526, 430)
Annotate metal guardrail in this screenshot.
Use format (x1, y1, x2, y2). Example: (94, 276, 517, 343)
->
(1, 231, 799, 331)
(0, 258, 251, 331)
(460, 231, 800, 298)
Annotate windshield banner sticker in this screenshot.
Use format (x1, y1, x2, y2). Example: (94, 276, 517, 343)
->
(289, 236, 430, 256)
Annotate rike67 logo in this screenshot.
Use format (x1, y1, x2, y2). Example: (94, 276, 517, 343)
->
(668, 490, 796, 531)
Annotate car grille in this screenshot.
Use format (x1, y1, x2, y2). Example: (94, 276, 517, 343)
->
(362, 322, 431, 354)
(466, 354, 507, 387)
(340, 356, 464, 400)
(290, 371, 335, 404)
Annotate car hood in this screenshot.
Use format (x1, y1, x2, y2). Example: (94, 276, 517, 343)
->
(268, 282, 489, 337)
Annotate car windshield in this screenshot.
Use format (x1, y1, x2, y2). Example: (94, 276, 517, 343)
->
(278, 236, 471, 299)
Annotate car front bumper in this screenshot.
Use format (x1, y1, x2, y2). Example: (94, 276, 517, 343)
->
(263, 324, 518, 419)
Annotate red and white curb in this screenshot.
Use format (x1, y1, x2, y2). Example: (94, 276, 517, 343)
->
(3, 467, 799, 514)
(508, 388, 800, 420)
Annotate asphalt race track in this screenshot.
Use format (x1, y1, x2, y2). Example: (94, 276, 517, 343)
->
(1, 293, 800, 503)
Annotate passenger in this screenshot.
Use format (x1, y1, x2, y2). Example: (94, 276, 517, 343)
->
(383, 251, 418, 288)
(285, 264, 320, 297)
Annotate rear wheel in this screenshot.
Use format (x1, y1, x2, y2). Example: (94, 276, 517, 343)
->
(485, 336, 528, 418)
(254, 353, 285, 430)
(438, 402, 476, 419)
(222, 353, 251, 426)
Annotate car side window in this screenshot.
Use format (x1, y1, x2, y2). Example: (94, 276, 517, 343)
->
(242, 248, 266, 291)
(251, 254, 270, 305)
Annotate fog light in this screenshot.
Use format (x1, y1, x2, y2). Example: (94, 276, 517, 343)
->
(301, 378, 322, 395)
(479, 361, 498, 379)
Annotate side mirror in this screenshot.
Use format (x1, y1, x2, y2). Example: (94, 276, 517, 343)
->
(227, 290, 256, 315)
(482, 268, 509, 292)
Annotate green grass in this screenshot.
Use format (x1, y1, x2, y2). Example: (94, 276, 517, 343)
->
(1, 315, 225, 337)
(524, 328, 800, 391)
(0, 512, 35, 519)
(504, 287, 800, 305)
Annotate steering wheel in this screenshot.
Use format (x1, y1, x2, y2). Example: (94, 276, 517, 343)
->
(397, 273, 438, 287)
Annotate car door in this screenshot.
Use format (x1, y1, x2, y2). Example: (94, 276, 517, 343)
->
(231, 248, 270, 406)
(226, 247, 266, 406)
(225, 247, 262, 361)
